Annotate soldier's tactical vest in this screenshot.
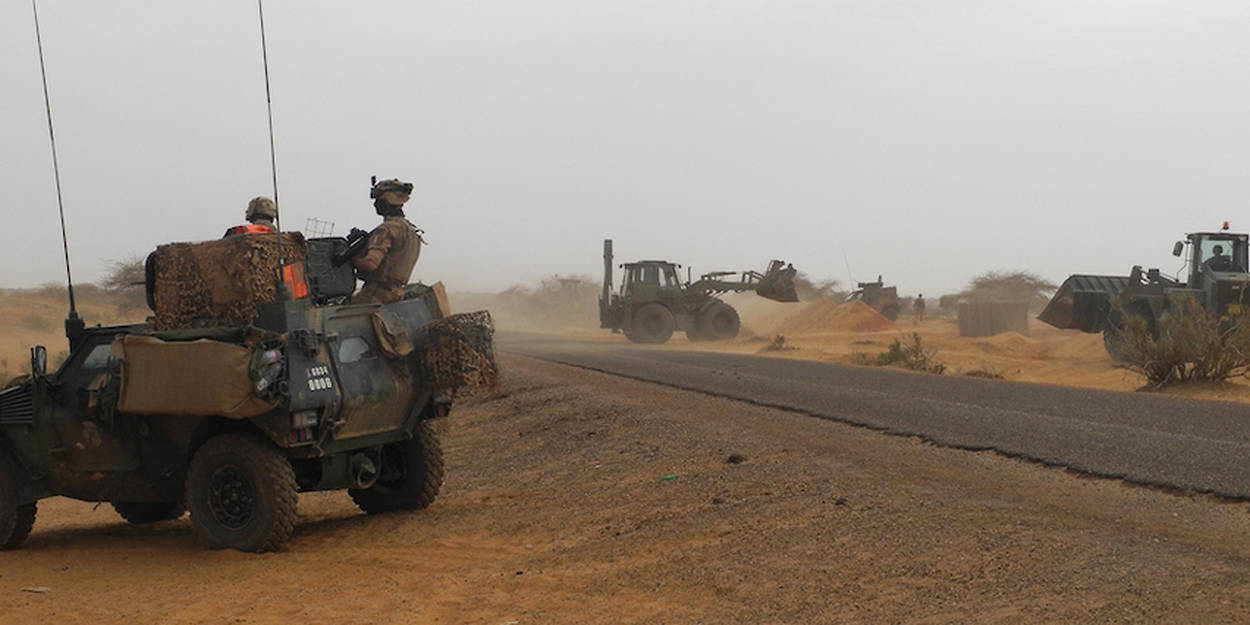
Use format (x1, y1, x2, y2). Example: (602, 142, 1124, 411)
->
(366, 217, 422, 288)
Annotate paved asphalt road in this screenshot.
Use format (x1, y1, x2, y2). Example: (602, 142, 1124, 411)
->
(501, 333, 1250, 499)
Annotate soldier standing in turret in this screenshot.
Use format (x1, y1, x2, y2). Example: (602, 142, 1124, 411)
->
(224, 197, 278, 237)
(351, 178, 424, 304)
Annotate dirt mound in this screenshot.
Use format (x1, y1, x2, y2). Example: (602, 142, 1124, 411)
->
(966, 331, 1043, 359)
(773, 300, 896, 335)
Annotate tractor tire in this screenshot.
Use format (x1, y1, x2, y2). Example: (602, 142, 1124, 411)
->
(880, 305, 900, 322)
(698, 301, 741, 341)
(185, 432, 298, 552)
(349, 421, 444, 514)
(112, 501, 186, 525)
(630, 304, 676, 344)
(0, 452, 36, 551)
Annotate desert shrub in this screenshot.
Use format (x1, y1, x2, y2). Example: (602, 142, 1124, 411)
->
(854, 332, 946, 374)
(1115, 297, 1250, 387)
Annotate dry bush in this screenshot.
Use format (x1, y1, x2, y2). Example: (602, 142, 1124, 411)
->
(852, 332, 946, 374)
(1115, 297, 1250, 387)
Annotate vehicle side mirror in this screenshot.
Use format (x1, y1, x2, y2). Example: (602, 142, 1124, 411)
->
(1172, 241, 1184, 257)
(31, 345, 47, 377)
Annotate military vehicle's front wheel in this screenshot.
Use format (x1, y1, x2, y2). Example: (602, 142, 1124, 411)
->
(350, 421, 444, 514)
(112, 501, 185, 524)
(0, 453, 36, 550)
(630, 303, 675, 344)
(185, 432, 297, 552)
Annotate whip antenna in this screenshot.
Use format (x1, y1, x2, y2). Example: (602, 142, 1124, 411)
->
(257, 0, 281, 231)
(32, 0, 81, 333)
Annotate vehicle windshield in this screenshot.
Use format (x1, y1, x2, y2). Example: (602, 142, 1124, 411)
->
(1198, 237, 1248, 272)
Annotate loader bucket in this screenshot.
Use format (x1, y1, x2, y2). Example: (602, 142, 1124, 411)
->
(1037, 274, 1130, 332)
(756, 260, 799, 302)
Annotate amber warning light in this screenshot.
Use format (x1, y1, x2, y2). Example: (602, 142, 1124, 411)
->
(1224, 221, 1231, 231)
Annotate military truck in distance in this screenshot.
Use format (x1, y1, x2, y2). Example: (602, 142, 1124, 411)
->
(847, 276, 901, 321)
(598, 239, 799, 344)
(1038, 226, 1250, 358)
(0, 233, 494, 552)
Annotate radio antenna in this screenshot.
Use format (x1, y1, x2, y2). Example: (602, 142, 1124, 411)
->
(257, 0, 281, 231)
(32, 0, 83, 343)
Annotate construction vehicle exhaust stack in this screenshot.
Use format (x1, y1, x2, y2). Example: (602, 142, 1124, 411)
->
(598, 239, 799, 344)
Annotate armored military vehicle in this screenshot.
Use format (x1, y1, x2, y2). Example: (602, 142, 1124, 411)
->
(0, 233, 494, 552)
(598, 239, 799, 344)
(1039, 225, 1250, 358)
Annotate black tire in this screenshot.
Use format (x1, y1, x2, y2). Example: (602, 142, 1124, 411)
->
(0, 453, 36, 551)
(880, 305, 900, 322)
(630, 303, 675, 344)
(350, 421, 444, 514)
(185, 432, 297, 552)
(698, 301, 741, 341)
(112, 501, 185, 525)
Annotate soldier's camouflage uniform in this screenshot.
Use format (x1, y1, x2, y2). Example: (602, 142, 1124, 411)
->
(352, 216, 423, 304)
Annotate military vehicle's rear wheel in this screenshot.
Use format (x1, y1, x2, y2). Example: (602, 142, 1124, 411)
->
(0, 453, 36, 551)
(698, 301, 741, 341)
(880, 305, 900, 322)
(112, 501, 185, 524)
(186, 432, 297, 552)
(350, 421, 444, 514)
(630, 304, 675, 344)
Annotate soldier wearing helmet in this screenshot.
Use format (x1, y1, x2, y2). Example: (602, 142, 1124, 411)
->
(223, 196, 278, 237)
(351, 177, 425, 304)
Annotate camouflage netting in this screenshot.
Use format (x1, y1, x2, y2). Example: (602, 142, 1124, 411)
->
(421, 311, 497, 397)
(151, 233, 307, 330)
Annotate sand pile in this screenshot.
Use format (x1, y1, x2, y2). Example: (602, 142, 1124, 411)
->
(772, 300, 896, 335)
(966, 332, 1044, 359)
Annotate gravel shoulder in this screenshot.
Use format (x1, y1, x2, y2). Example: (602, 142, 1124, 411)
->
(3, 353, 1250, 624)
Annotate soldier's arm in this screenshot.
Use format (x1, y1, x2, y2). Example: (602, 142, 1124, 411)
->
(353, 226, 394, 272)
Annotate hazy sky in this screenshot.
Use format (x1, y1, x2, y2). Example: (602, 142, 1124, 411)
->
(3, 0, 1249, 299)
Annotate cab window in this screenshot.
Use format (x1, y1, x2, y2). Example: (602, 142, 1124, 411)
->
(662, 265, 680, 288)
(80, 343, 113, 370)
(1199, 238, 1247, 272)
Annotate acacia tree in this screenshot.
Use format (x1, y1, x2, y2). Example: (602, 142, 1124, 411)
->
(102, 255, 147, 311)
(962, 271, 1057, 308)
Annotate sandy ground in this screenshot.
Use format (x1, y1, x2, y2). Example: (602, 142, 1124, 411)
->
(5, 354, 1250, 624)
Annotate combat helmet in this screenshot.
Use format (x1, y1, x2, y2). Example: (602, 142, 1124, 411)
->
(246, 196, 277, 222)
(370, 177, 413, 207)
